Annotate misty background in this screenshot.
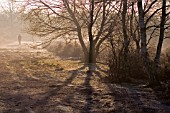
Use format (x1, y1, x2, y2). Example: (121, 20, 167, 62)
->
(0, 0, 169, 51)
(0, 0, 41, 47)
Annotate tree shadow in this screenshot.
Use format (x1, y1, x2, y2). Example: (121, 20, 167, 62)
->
(48, 69, 94, 113)
(1, 70, 78, 113)
(31, 70, 78, 109)
(93, 71, 144, 112)
(81, 71, 93, 113)
(0, 92, 36, 113)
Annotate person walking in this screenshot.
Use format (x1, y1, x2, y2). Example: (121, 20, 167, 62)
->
(18, 34, 21, 45)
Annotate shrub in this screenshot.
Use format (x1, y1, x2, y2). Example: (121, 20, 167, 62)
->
(108, 51, 147, 83)
(47, 41, 83, 60)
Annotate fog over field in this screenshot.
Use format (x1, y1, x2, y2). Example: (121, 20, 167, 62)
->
(0, 2, 169, 50)
(0, 0, 39, 46)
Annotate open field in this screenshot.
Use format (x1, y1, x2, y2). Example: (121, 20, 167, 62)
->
(0, 44, 170, 113)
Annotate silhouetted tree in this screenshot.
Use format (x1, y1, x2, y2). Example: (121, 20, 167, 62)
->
(21, 0, 120, 71)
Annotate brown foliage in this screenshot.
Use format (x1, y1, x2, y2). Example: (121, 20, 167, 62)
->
(108, 51, 147, 83)
(47, 42, 82, 60)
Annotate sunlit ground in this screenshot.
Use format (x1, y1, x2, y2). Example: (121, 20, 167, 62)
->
(0, 42, 169, 113)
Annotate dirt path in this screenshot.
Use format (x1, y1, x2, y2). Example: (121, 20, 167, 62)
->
(0, 45, 170, 113)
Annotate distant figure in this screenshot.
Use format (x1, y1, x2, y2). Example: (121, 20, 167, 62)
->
(18, 34, 22, 45)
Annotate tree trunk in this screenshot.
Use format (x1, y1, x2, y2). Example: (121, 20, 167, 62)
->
(154, 0, 166, 65)
(88, 40, 96, 71)
(122, 0, 129, 60)
(137, 0, 147, 59)
(131, 2, 140, 53)
(88, 0, 96, 71)
(83, 49, 89, 63)
(152, 0, 166, 85)
(138, 0, 158, 86)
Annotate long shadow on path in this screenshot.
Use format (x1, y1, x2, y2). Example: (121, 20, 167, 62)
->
(93, 71, 144, 113)
(2, 70, 79, 113)
(81, 71, 94, 113)
(31, 70, 78, 109)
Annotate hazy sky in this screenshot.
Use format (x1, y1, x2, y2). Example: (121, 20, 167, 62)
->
(0, 0, 24, 13)
(0, 0, 6, 4)
(0, 0, 7, 6)
(0, 0, 9, 12)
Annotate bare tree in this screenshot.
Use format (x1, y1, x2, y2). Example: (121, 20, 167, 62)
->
(137, 0, 158, 86)
(137, 0, 148, 59)
(22, 0, 120, 71)
(155, 0, 168, 64)
(122, 0, 129, 59)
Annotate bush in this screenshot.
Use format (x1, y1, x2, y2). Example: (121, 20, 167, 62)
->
(163, 51, 170, 100)
(108, 51, 147, 83)
(47, 41, 83, 60)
